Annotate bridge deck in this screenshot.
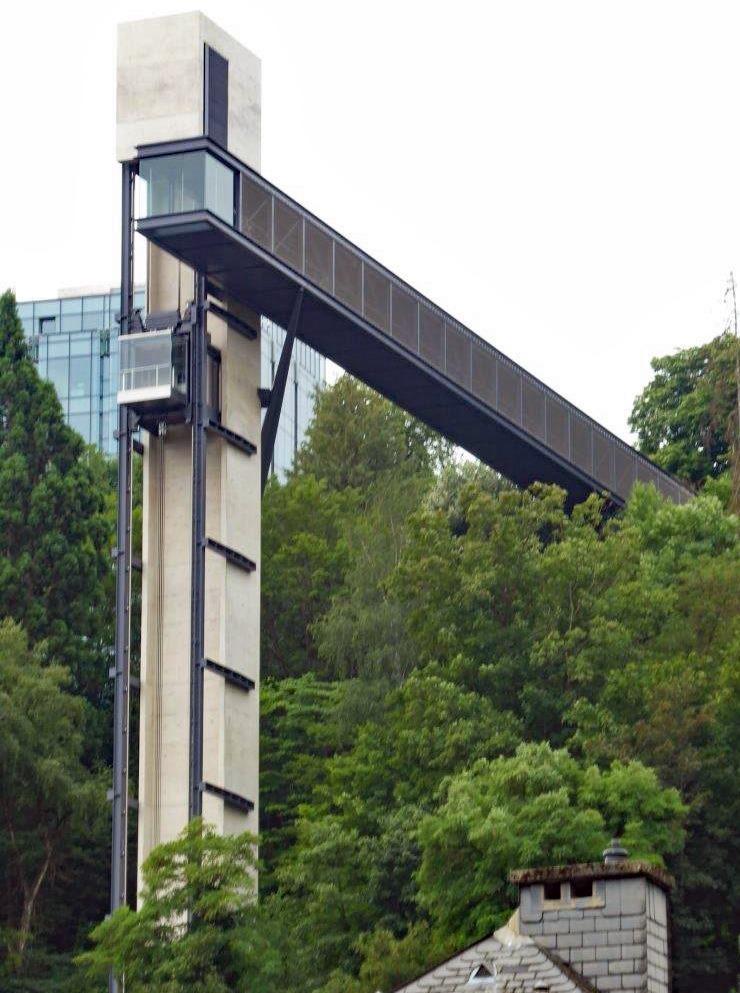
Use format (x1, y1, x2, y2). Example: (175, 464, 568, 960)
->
(136, 138, 691, 508)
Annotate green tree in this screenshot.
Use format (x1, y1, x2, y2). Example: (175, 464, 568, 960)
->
(316, 924, 442, 993)
(0, 291, 114, 702)
(0, 621, 103, 975)
(269, 672, 521, 988)
(260, 675, 349, 890)
(415, 742, 685, 944)
(294, 375, 450, 495)
(312, 472, 429, 683)
(629, 330, 739, 487)
(261, 474, 355, 678)
(78, 819, 291, 993)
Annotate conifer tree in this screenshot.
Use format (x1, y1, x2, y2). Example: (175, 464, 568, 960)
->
(0, 290, 113, 701)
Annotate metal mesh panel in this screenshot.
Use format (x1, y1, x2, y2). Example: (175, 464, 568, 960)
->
(363, 264, 390, 332)
(497, 361, 522, 423)
(594, 430, 613, 488)
(614, 447, 636, 496)
(445, 323, 471, 388)
(657, 474, 680, 501)
(241, 176, 272, 250)
(273, 199, 303, 272)
(305, 221, 333, 293)
(570, 414, 592, 475)
(419, 305, 444, 366)
(334, 242, 362, 312)
(472, 343, 496, 406)
(391, 285, 418, 351)
(546, 397, 569, 457)
(522, 379, 546, 441)
(636, 459, 658, 488)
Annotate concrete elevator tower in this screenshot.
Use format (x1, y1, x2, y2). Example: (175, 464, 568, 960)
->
(114, 12, 263, 897)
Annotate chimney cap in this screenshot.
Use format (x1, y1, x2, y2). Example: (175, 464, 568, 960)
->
(603, 837, 629, 863)
(509, 859, 674, 892)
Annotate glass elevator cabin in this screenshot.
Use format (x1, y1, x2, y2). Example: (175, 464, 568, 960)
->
(117, 328, 188, 413)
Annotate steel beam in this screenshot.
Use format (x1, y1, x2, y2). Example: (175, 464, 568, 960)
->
(109, 161, 135, 993)
(189, 275, 208, 820)
(261, 288, 304, 492)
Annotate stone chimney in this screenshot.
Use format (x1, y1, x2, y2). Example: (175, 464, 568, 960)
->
(509, 841, 673, 993)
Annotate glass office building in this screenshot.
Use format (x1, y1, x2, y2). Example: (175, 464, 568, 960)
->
(17, 289, 325, 477)
(260, 318, 324, 479)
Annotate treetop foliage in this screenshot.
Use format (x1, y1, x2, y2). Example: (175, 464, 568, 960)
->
(629, 330, 739, 487)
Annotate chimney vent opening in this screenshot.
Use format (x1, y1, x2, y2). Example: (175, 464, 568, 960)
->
(571, 879, 593, 898)
(543, 881, 561, 901)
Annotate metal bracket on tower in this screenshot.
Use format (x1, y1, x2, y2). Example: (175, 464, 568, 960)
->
(261, 288, 304, 493)
(201, 657, 256, 693)
(204, 299, 258, 340)
(206, 418, 257, 456)
(201, 781, 255, 814)
(205, 536, 256, 572)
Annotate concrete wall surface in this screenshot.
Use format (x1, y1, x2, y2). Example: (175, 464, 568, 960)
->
(117, 10, 261, 168)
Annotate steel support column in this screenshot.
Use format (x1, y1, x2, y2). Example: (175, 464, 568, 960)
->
(189, 274, 208, 819)
(110, 161, 135, 993)
(261, 288, 304, 492)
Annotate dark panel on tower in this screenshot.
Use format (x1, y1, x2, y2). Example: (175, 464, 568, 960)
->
(204, 45, 229, 148)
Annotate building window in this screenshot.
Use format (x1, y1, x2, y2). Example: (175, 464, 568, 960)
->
(38, 316, 56, 334)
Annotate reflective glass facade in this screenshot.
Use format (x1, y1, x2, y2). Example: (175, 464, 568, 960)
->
(17, 288, 144, 455)
(261, 318, 324, 480)
(18, 290, 325, 475)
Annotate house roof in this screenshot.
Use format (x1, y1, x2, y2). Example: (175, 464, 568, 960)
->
(391, 922, 597, 993)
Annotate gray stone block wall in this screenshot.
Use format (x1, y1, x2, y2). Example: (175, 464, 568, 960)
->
(645, 880, 670, 993)
(518, 875, 670, 992)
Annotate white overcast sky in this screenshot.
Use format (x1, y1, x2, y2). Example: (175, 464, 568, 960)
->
(2, 0, 739, 440)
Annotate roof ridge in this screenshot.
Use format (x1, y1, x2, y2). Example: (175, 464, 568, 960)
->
(532, 939, 599, 993)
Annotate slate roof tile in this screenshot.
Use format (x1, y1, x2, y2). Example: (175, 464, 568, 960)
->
(391, 923, 597, 993)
